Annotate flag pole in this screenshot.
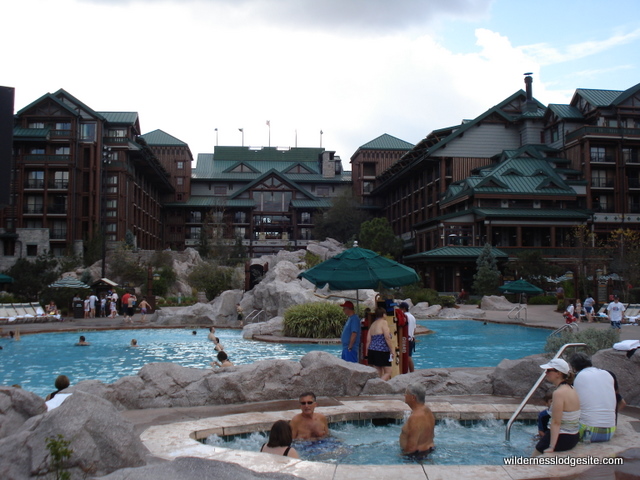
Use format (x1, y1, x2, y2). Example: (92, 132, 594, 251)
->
(238, 128, 244, 146)
(266, 120, 271, 147)
(320, 129, 323, 148)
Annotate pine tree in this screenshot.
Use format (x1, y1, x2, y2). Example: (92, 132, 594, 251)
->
(473, 243, 500, 295)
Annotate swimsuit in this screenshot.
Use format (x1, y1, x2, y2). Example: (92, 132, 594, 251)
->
(368, 333, 391, 367)
(260, 444, 292, 456)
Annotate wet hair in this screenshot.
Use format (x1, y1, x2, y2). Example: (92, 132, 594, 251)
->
(406, 382, 426, 404)
(569, 352, 592, 372)
(54, 375, 70, 391)
(267, 420, 293, 448)
(131, 339, 137, 346)
(217, 351, 228, 361)
(299, 391, 316, 402)
(192, 331, 197, 335)
(79, 336, 86, 342)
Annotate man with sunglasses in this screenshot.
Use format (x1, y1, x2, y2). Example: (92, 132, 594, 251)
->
(290, 392, 328, 440)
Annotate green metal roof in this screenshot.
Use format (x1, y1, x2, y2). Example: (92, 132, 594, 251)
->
(164, 197, 256, 208)
(13, 127, 50, 140)
(547, 104, 584, 120)
(213, 146, 324, 163)
(473, 208, 591, 219)
(140, 129, 188, 146)
(613, 82, 640, 105)
(405, 246, 509, 261)
(291, 199, 332, 208)
(98, 111, 139, 125)
(357, 134, 414, 151)
(573, 88, 622, 107)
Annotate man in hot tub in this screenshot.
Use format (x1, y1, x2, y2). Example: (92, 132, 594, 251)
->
(400, 382, 435, 456)
(291, 392, 329, 440)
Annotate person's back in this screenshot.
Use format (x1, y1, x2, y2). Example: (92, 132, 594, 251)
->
(574, 366, 616, 428)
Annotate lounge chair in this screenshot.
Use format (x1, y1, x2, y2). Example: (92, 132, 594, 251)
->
(624, 304, 640, 324)
(595, 303, 609, 321)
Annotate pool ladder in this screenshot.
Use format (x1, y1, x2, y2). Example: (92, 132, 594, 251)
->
(508, 304, 527, 321)
(504, 342, 586, 441)
(245, 309, 266, 323)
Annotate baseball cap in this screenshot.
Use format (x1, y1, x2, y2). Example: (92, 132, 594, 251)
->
(539, 358, 570, 374)
(340, 301, 354, 309)
(399, 302, 410, 310)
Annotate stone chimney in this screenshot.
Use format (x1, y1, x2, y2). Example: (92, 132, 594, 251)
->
(321, 151, 336, 178)
(524, 73, 537, 113)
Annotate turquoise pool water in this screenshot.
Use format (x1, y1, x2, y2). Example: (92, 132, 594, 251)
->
(205, 417, 538, 465)
(0, 320, 549, 397)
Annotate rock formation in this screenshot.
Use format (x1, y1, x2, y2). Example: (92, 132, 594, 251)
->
(481, 295, 516, 311)
(0, 387, 47, 439)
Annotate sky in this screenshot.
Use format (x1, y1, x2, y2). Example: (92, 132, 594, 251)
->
(2, 0, 640, 167)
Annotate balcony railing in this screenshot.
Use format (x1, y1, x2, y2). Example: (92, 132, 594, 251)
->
(50, 230, 67, 239)
(50, 130, 74, 139)
(48, 180, 69, 189)
(24, 180, 45, 189)
(566, 125, 640, 143)
(47, 205, 68, 214)
(24, 155, 71, 162)
(103, 136, 131, 145)
(24, 206, 44, 214)
(590, 154, 615, 163)
(591, 178, 614, 188)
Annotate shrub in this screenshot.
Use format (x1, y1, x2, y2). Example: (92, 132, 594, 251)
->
(302, 251, 323, 270)
(187, 261, 241, 301)
(527, 295, 557, 305)
(545, 327, 619, 355)
(283, 302, 346, 338)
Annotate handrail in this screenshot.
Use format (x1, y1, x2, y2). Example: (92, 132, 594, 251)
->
(245, 309, 266, 324)
(505, 342, 587, 441)
(549, 322, 579, 337)
(508, 304, 527, 321)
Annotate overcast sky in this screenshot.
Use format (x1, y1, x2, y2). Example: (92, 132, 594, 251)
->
(3, 0, 640, 166)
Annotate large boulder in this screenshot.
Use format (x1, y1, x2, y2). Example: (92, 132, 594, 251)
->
(242, 316, 284, 339)
(0, 387, 47, 439)
(411, 303, 440, 318)
(590, 348, 640, 407)
(297, 351, 377, 396)
(490, 354, 550, 399)
(362, 367, 493, 396)
(0, 391, 146, 479)
(481, 295, 515, 311)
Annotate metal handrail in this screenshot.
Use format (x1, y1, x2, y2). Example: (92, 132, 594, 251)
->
(549, 322, 579, 337)
(508, 304, 527, 321)
(505, 342, 587, 441)
(245, 309, 266, 324)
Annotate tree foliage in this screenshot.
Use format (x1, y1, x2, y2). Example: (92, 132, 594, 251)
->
(473, 243, 501, 295)
(107, 244, 146, 286)
(313, 192, 370, 244)
(545, 328, 619, 355)
(506, 249, 562, 289)
(358, 217, 403, 259)
(604, 228, 640, 300)
(187, 261, 241, 300)
(3, 254, 60, 301)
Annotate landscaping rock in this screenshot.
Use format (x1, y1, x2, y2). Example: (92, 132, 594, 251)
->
(590, 348, 640, 407)
(481, 295, 515, 311)
(411, 303, 440, 318)
(0, 391, 146, 480)
(242, 316, 284, 339)
(439, 307, 485, 319)
(490, 354, 550, 399)
(0, 387, 46, 439)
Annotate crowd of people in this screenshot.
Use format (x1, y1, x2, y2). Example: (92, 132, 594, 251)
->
(563, 293, 629, 329)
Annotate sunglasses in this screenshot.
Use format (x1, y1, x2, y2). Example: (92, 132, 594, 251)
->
(300, 401, 315, 405)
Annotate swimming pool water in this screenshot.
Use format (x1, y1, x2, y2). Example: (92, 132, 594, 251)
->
(0, 320, 549, 397)
(205, 417, 538, 465)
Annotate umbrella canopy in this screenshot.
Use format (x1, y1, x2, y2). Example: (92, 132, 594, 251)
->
(298, 246, 419, 290)
(48, 276, 91, 289)
(498, 279, 544, 295)
(0, 273, 14, 284)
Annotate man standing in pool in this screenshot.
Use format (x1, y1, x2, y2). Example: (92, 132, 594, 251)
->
(400, 383, 435, 456)
(290, 392, 329, 440)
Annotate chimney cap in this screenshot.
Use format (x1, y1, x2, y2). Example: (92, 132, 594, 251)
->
(523, 72, 533, 76)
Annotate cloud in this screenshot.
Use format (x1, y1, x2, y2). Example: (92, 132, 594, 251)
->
(78, 0, 494, 32)
(519, 28, 640, 65)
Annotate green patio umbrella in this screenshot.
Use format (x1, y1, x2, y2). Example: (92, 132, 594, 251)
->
(0, 273, 14, 284)
(498, 279, 544, 296)
(298, 246, 419, 290)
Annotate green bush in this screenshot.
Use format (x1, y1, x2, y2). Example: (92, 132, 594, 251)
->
(545, 327, 619, 355)
(394, 284, 456, 308)
(187, 261, 240, 301)
(527, 295, 557, 305)
(283, 302, 346, 338)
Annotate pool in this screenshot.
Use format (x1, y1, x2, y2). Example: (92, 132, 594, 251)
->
(0, 320, 549, 397)
(204, 417, 538, 465)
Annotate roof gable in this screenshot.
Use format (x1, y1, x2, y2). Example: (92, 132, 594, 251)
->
(140, 129, 188, 146)
(229, 169, 317, 201)
(357, 133, 414, 151)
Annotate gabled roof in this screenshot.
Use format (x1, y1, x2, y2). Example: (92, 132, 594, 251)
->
(140, 129, 189, 146)
(229, 168, 317, 201)
(98, 112, 139, 125)
(573, 88, 622, 107)
(546, 104, 584, 121)
(17, 89, 106, 121)
(612, 81, 640, 105)
(405, 246, 509, 261)
(357, 134, 414, 151)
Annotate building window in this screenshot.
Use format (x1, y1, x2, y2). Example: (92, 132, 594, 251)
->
(590, 146, 614, 163)
(234, 227, 246, 238)
(55, 122, 71, 131)
(26, 245, 38, 256)
(26, 171, 44, 188)
(106, 199, 117, 209)
(234, 211, 247, 223)
(26, 219, 43, 228)
(106, 223, 116, 232)
(53, 171, 69, 189)
(28, 122, 44, 129)
(30, 147, 45, 155)
(316, 186, 330, 197)
(176, 177, 184, 186)
(299, 228, 312, 240)
(213, 186, 227, 195)
(177, 161, 184, 169)
(623, 148, 639, 164)
(300, 212, 311, 224)
(80, 123, 96, 142)
(51, 221, 67, 239)
(26, 196, 43, 214)
(189, 211, 202, 223)
(363, 162, 376, 176)
(55, 146, 70, 155)
(108, 128, 126, 137)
